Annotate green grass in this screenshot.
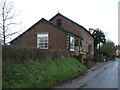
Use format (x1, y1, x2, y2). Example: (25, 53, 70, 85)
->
(3, 57, 87, 88)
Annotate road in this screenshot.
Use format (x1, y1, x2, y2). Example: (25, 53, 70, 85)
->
(81, 59, 118, 88)
(55, 59, 119, 89)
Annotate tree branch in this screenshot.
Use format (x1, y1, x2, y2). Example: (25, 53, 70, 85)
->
(0, 0, 22, 45)
(0, 25, 3, 29)
(0, 23, 2, 26)
(5, 31, 20, 38)
(7, 22, 18, 26)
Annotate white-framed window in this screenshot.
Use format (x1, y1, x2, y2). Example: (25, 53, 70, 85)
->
(70, 36, 74, 51)
(37, 33, 48, 49)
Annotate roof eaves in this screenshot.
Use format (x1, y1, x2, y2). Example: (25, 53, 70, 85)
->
(49, 13, 94, 38)
(10, 17, 83, 44)
(10, 18, 46, 43)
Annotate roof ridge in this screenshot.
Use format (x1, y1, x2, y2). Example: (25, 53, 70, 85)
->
(44, 19, 83, 39)
(49, 13, 94, 38)
(10, 18, 47, 43)
(10, 17, 82, 43)
(49, 13, 84, 27)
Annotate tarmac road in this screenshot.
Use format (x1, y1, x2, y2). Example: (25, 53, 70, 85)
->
(80, 59, 118, 88)
(54, 59, 119, 89)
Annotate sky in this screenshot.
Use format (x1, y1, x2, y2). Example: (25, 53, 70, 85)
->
(3, 0, 119, 45)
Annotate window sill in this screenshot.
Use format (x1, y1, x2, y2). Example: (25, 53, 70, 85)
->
(37, 47, 48, 49)
(40, 48, 48, 49)
(70, 49, 75, 51)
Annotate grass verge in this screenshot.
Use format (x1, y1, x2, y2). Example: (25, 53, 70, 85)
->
(3, 57, 87, 88)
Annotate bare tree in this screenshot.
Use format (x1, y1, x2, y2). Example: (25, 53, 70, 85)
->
(0, 0, 21, 45)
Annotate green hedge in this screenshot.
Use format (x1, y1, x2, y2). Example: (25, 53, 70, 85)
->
(2, 45, 70, 65)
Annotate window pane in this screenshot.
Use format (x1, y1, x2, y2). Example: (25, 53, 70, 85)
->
(38, 34, 48, 37)
(37, 33, 48, 49)
(39, 37, 44, 42)
(45, 43, 48, 48)
(70, 36, 74, 51)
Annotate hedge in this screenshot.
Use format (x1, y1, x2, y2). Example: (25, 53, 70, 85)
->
(2, 45, 70, 65)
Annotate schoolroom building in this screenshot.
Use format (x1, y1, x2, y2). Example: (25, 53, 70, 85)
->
(10, 13, 94, 58)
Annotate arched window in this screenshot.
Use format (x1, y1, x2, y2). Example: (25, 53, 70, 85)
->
(57, 19, 62, 26)
(70, 36, 74, 51)
(75, 39, 82, 46)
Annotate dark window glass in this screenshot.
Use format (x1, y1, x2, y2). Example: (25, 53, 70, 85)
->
(57, 19, 62, 26)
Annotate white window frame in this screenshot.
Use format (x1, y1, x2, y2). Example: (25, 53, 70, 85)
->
(70, 36, 74, 51)
(37, 33, 48, 49)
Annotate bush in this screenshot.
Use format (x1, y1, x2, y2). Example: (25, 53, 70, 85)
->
(73, 54, 83, 63)
(93, 55, 102, 62)
(94, 55, 108, 62)
(2, 45, 70, 65)
(100, 41, 115, 59)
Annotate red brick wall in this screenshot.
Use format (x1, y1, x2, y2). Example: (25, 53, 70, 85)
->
(11, 21, 68, 51)
(50, 15, 94, 57)
(11, 15, 94, 57)
(82, 30, 94, 56)
(67, 35, 81, 56)
(50, 16, 83, 37)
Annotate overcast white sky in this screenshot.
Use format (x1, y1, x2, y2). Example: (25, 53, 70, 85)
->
(7, 0, 119, 45)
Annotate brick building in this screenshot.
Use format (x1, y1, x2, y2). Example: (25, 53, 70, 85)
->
(10, 13, 94, 58)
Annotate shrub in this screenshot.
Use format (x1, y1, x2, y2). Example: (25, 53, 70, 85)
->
(100, 41, 115, 59)
(2, 45, 70, 65)
(73, 54, 83, 63)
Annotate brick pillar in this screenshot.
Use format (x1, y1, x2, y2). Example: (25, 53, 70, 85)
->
(66, 33, 69, 50)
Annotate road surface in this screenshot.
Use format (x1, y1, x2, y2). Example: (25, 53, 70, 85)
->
(55, 59, 119, 89)
(81, 59, 118, 88)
